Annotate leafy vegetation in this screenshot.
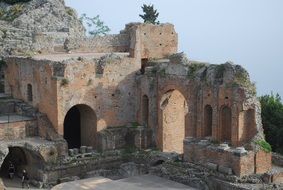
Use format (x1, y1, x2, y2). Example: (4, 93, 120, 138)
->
(139, 4, 159, 24)
(260, 93, 283, 154)
(65, 7, 76, 17)
(80, 14, 110, 36)
(0, 0, 30, 5)
(215, 64, 225, 79)
(256, 140, 272, 153)
(0, 3, 24, 21)
(60, 78, 69, 87)
(187, 63, 206, 79)
(131, 122, 140, 128)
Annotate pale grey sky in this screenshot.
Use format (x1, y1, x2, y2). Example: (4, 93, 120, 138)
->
(66, 0, 283, 97)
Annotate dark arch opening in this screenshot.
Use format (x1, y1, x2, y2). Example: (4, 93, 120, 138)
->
(64, 104, 97, 149)
(152, 160, 165, 166)
(204, 105, 213, 137)
(27, 84, 33, 102)
(64, 106, 81, 149)
(142, 95, 149, 127)
(0, 147, 27, 178)
(221, 106, 232, 142)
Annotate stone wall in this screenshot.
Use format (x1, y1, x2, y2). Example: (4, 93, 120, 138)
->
(0, 0, 85, 57)
(183, 138, 272, 177)
(128, 23, 178, 59)
(33, 32, 69, 53)
(56, 54, 140, 136)
(65, 34, 130, 53)
(0, 120, 37, 140)
(255, 150, 272, 174)
(138, 61, 262, 152)
(97, 126, 153, 151)
(4, 57, 59, 130)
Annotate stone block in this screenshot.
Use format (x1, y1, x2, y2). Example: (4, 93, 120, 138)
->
(80, 146, 87, 154)
(86, 146, 93, 153)
(206, 162, 218, 171)
(73, 148, 79, 155)
(68, 149, 74, 157)
(218, 165, 233, 175)
(233, 147, 248, 157)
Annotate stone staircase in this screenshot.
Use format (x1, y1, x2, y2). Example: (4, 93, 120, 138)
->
(0, 94, 38, 118)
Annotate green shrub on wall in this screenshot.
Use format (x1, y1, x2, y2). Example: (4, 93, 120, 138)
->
(256, 140, 272, 153)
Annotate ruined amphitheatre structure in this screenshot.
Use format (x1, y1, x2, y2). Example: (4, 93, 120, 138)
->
(0, 0, 282, 189)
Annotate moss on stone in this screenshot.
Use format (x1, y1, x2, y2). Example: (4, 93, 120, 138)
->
(60, 78, 69, 87)
(256, 140, 272, 153)
(215, 64, 225, 79)
(187, 63, 206, 79)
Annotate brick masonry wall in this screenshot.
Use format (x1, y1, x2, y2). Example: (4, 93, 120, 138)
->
(183, 141, 256, 177)
(255, 150, 272, 174)
(4, 58, 59, 130)
(0, 120, 37, 141)
(57, 55, 140, 135)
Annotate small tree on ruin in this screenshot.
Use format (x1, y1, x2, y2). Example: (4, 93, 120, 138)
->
(80, 14, 110, 36)
(139, 4, 159, 24)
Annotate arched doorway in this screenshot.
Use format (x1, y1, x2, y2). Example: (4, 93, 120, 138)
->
(64, 104, 97, 149)
(160, 90, 187, 154)
(142, 95, 149, 127)
(204, 105, 213, 137)
(0, 147, 44, 188)
(221, 106, 232, 142)
(0, 147, 27, 178)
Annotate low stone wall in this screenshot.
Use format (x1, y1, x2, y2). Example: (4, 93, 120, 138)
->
(44, 153, 126, 185)
(64, 34, 130, 53)
(183, 138, 271, 177)
(97, 126, 153, 151)
(33, 32, 69, 53)
(272, 172, 283, 184)
(272, 153, 283, 167)
(0, 120, 37, 140)
(255, 150, 272, 174)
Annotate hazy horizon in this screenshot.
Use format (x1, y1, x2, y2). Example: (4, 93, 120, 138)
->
(66, 0, 283, 97)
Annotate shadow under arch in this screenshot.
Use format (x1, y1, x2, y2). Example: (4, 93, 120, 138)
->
(220, 105, 232, 143)
(64, 104, 97, 149)
(158, 89, 188, 154)
(0, 146, 45, 182)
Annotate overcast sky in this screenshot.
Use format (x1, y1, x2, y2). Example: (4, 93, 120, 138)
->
(66, 0, 283, 97)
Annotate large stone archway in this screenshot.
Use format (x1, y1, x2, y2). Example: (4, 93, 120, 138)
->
(0, 146, 45, 182)
(64, 104, 97, 149)
(159, 90, 188, 154)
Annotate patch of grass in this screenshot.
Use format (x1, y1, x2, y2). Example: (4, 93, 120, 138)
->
(256, 140, 272, 153)
(60, 78, 69, 87)
(210, 139, 220, 145)
(0, 8, 5, 18)
(233, 69, 257, 96)
(5, 4, 24, 21)
(131, 122, 140, 128)
(87, 79, 92, 86)
(215, 64, 225, 79)
(159, 68, 166, 77)
(66, 7, 76, 17)
(187, 63, 206, 79)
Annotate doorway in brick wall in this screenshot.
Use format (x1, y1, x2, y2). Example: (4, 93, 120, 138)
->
(64, 104, 97, 149)
(159, 90, 188, 154)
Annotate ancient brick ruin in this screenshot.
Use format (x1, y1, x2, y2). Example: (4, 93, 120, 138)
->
(0, 1, 282, 189)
